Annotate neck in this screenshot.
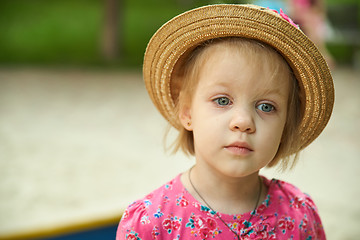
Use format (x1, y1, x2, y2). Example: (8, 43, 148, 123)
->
(183, 165, 264, 215)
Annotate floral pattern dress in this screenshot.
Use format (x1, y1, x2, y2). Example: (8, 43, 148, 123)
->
(116, 175, 325, 239)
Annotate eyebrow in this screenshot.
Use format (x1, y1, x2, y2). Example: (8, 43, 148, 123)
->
(262, 87, 284, 96)
(255, 87, 288, 100)
(208, 79, 289, 99)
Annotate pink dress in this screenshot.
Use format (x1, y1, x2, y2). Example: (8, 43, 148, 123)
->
(116, 175, 325, 239)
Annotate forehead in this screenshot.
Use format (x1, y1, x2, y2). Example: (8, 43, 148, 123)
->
(197, 40, 292, 91)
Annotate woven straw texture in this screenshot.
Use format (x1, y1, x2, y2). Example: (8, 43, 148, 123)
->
(143, 4, 334, 151)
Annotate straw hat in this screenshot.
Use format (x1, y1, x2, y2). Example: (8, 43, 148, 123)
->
(143, 4, 334, 151)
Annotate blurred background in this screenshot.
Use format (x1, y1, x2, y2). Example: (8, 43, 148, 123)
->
(0, 0, 359, 239)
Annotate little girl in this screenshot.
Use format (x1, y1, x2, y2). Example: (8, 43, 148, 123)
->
(117, 4, 334, 240)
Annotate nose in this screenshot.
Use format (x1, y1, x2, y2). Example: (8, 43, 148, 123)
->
(229, 108, 256, 133)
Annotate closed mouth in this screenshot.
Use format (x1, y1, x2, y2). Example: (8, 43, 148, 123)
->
(225, 142, 253, 155)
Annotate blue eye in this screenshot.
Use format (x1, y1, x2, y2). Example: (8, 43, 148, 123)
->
(257, 103, 275, 113)
(214, 97, 231, 106)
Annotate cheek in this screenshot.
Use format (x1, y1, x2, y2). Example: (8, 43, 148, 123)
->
(275, 120, 287, 143)
(260, 117, 287, 148)
(259, 130, 283, 164)
(192, 113, 222, 147)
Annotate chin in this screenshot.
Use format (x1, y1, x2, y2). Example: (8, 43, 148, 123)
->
(222, 168, 259, 179)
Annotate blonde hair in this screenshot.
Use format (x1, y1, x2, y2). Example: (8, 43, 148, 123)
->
(170, 37, 302, 170)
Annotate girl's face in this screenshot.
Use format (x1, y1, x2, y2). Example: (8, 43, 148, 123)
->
(180, 44, 290, 178)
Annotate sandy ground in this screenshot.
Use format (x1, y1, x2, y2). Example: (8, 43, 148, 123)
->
(0, 67, 359, 239)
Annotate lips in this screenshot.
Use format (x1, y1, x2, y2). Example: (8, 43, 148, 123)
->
(224, 142, 253, 155)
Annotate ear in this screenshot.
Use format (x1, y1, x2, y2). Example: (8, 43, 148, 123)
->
(179, 104, 193, 131)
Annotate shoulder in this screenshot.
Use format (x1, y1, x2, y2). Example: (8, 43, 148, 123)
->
(261, 177, 326, 239)
(116, 175, 185, 240)
(268, 178, 317, 209)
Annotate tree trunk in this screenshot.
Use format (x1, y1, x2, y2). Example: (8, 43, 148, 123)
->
(102, 0, 120, 61)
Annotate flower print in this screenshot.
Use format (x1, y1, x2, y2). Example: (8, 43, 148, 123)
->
(269, 8, 299, 29)
(122, 209, 129, 220)
(162, 215, 182, 234)
(140, 214, 150, 225)
(299, 216, 308, 230)
(237, 220, 277, 240)
(173, 219, 181, 230)
(162, 195, 170, 204)
(153, 207, 164, 218)
(243, 219, 252, 229)
(207, 218, 217, 231)
(200, 205, 211, 212)
(199, 227, 210, 239)
(193, 215, 206, 229)
(165, 180, 173, 190)
(145, 193, 153, 199)
(259, 7, 300, 29)
(316, 223, 325, 238)
(144, 199, 152, 208)
(277, 195, 285, 206)
(227, 217, 256, 236)
(193, 202, 217, 217)
(268, 235, 276, 240)
(233, 214, 242, 221)
(151, 226, 160, 239)
(257, 229, 271, 239)
(116, 176, 326, 239)
(264, 194, 271, 204)
(259, 231, 277, 240)
(257, 203, 267, 214)
(163, 219, 172, 232)
(176, 195, 189, 208)
(186, 214, 221, 239)
(185, 216, 196, 229)
(229, 222, 239, 232)
(247, 229, 259, 239)
(193, 202, 210, 212)
(193, 202, 201, 209)
(125, 231, 141, 240)
(278, 216, 295, 234)
(247, 222, 277, 240)
(279, 9, 298, 28)
(179, 198, 189, 207)
(287, 221, 295, 231)
(239, 222, 254, 236)
(291, 196, 305, 209)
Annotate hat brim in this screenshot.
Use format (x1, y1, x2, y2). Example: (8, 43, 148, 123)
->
(143, 4, 334, 151)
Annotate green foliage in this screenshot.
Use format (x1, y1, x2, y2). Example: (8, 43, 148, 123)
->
(0, 0, 358, 67)
(0, 0, 198, 67)
(122, 1, 184, 67)
(326, 0, 358, 4)
(0, 0, 103, 65)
